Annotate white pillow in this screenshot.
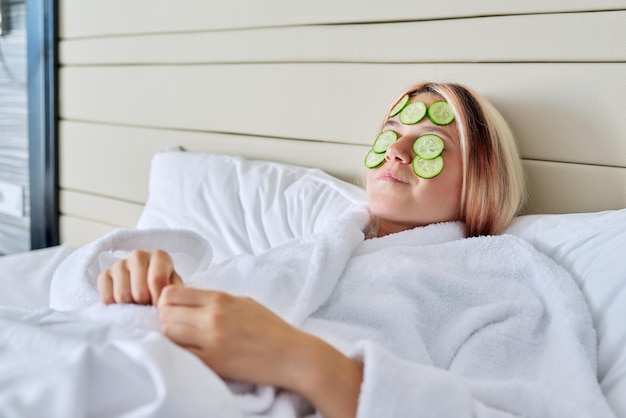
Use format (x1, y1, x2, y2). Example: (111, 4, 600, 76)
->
(137, 150, 368, 263)
(506, 209, 626, 415)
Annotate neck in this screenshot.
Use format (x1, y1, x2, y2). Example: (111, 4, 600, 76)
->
(374, 217, 416, 237)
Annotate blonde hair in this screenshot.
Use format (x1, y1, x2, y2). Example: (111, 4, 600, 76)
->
(386, 82, 526, 236)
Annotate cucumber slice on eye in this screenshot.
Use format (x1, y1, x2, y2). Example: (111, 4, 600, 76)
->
(388, 94, 410, 118)
(399, 101, 427, 125)
(413, 134, 444, 160)
(427, 100, 455, 125)
(412, 155, 444, 179)
(364, 149, 386, 168)
(372, 130, 398, 153)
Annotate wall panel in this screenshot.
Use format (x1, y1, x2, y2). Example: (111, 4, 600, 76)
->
(60, 11, 626, 65)
(59, 216, 118, 247)
(59, 0, 625, 38)
(60, 190, 144, 227)
(523, 161, 626, 214)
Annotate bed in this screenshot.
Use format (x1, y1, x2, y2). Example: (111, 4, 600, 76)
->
(1, 2, 625, 417)
(1, 148, 625, 416)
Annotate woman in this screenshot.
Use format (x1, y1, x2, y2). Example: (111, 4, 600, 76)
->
(96, 82, 611, 418)
(364, 82, 525, 238)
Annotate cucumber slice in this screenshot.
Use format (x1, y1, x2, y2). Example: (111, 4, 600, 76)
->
(372, 130, 398, 153)
(364, 149, 386, 168)
(388, 94, 410, 118)
(413, 134, 444, 160)
(399, 101, 427, 125)
(412, 155, 444, 179)
(427, 100, 455, 125)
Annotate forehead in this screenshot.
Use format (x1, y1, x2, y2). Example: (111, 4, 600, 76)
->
(409, 91, 443, 107)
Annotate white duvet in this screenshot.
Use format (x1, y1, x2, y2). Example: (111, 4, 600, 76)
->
(0, 211, 616, 417)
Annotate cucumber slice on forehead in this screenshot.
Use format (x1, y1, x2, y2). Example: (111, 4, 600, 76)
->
(399, 101, 427, 125)
(412, 155, 444, 179)
(413, 134, 444, 160)
(427, 100, 455, 125)
(364, 149, 386, 168)
(388, 94, 410, 117)
(372, 130, 398, 153)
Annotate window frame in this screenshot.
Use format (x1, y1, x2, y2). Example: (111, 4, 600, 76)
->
(27, 0, 58, 249)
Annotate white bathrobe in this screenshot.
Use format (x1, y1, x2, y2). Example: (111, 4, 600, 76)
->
(1, 212, 616, 418)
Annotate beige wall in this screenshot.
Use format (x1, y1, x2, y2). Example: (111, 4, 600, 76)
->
(57, 1, 626, 247)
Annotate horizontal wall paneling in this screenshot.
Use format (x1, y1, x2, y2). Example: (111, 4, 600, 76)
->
(60, 11, 626, 65)
(60, 0, 625, 38)
(59, 216, 118, 247)
(57, 4, 626, 247)
(60, 189, 144, 228)
(60, 121, 370, 204)
(523, 160, 626, 214)
(60, 63, 626, 168)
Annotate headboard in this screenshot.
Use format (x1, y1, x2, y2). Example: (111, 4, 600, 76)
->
(57, 1, 626, 247)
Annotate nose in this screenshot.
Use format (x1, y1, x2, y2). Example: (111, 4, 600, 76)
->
(385, 135, 414, 164)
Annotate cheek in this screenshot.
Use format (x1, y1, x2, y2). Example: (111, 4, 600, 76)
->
(365, 171, 379, 201)
(426, 158, 463, 207)
(441, 162, 463, 210)
(445, 165, 463, 195)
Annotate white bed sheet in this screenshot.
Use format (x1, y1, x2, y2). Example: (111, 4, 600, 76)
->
(0, 244, 246, 418)
(0, 244, 74, 309)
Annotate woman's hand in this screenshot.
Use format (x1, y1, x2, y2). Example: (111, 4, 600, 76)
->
(158, 286, 363, 418)
(157, 287, 308, 387)
(97, 249, 183, 305)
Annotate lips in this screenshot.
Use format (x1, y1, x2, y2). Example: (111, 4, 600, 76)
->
(377, 171, 408, 184)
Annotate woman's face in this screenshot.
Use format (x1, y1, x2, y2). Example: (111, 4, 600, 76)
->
(366, 92, 463, 235)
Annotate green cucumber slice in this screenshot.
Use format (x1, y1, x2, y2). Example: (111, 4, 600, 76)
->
(413, 134, 444, 160)
(364, 149, 386, 168)
(372, 130, 398, 153)
(412, 155, 444, 179)
(388, 94, 410, 118)
(399, 101, 427, 125)
(427, 100, 455, 125)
